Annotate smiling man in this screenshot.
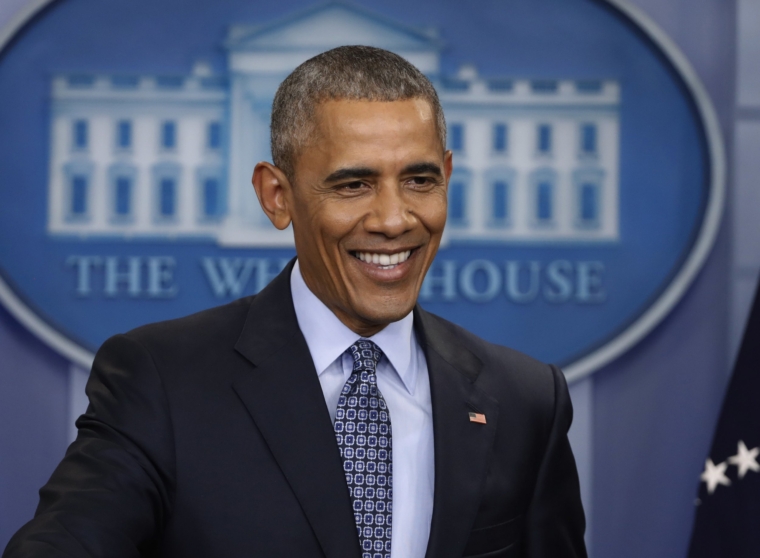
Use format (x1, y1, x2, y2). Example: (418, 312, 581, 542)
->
(5, 47, 586, 558)
(255, 95, 449, 336)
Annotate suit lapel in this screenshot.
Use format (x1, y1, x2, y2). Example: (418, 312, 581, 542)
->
(232, 260, 361, 558)
(229, 263, 497, 558)
(416, 307, 500, 558)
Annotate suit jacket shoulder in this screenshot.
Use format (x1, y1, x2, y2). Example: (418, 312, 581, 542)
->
(415, 307, 561, 426)
(122, 295, 255, 370)
(413, 306, 586, 558)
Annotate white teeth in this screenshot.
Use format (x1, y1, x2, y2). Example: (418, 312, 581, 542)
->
(355, 250, 413, 266)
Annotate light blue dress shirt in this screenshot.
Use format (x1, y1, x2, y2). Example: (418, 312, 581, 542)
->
(290, 260, 435, 558)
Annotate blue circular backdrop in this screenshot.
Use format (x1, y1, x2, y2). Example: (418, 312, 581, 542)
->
(0, 0, 711, 368)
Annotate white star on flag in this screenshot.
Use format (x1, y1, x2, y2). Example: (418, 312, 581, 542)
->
(727, 440, 760, 479)
(701, 458, 731, 494)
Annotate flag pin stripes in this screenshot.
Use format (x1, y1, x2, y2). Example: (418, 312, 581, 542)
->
(469, 412, 487, 424)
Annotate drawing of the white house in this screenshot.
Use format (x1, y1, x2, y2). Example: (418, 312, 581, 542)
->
(46, 2, 620, 246)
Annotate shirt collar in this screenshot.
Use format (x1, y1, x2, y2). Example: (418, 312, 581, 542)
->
(290, 260, 417, 395)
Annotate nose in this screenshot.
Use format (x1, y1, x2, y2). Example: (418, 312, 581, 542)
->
(363, 182, 417, 238)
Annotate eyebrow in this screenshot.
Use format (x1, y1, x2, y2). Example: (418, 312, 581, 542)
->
(323, 162, 443, 183)
(324, 167, 379, 183)
(401, 162, 443, 178)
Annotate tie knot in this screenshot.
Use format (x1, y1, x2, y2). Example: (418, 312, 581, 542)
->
(349, 339, 383, 373)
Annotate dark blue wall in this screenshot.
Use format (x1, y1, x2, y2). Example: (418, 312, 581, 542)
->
(589, 0, 736, 555)
(593, 228, 731, 557)
(0, 304, 69, 544)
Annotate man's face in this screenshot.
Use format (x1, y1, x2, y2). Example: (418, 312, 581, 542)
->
(287, 98, 451, 336)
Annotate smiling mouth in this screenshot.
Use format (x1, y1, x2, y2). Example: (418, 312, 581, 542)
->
(351, 249, 414, 270)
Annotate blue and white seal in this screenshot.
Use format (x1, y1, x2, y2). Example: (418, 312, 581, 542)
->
(0, 0, 724, 381)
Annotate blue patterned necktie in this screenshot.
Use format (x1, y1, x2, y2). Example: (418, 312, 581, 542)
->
(334, 339, 393, 558)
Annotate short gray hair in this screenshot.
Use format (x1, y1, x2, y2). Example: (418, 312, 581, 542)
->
(271, 45, 447, 181)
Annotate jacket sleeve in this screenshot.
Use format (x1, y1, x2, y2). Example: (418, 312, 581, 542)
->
(524, 365, 587, 558)
(3, 334, 176, 558)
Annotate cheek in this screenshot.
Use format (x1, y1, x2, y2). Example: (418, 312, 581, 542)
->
(304, 203, 362, 257)
(418, 192, 448, 233)
(295, 198, 339, 240)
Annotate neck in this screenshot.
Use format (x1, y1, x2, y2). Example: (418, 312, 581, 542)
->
(298, 265, 390, 338)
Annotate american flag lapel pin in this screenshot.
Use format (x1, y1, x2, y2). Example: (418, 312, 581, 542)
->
(469, 411, 487, 424)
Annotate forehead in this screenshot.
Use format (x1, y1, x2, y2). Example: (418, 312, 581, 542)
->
(315, 97, 435, 128)
(301, 98, 441, 169)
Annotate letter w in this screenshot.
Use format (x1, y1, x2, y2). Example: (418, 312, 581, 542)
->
(201, 258, 256, 297)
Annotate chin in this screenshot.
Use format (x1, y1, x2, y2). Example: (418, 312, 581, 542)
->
(356, 298, 416, 327)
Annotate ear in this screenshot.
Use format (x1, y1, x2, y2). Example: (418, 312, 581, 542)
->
(443, 149, 453, 184)
(252, 161, 293, 230)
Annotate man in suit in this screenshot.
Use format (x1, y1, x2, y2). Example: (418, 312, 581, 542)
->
(5, 46, 586, 557)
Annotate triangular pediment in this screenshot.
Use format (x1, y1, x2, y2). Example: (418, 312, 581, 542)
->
(227, 2, 441, 52)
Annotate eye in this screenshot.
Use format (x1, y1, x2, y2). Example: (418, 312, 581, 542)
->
(406, 176, 435, 189)
(339, 181, 369, 191)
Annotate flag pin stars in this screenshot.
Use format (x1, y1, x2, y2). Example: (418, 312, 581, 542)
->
(700, 458, 730, 495)
(699, 440, 760, 496)
(469, 412, 487, 424)
(727, 440, 760, 479)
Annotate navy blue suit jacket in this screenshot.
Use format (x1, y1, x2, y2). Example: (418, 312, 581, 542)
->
(4, 260, 586, 557)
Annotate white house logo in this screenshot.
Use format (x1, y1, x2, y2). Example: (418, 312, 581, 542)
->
(48, 64, 620, 246)
(0, 0, 723, 380)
